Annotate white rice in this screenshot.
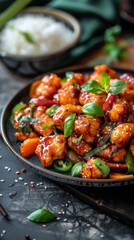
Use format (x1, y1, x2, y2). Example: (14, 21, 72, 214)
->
(0, 14, 75, 56)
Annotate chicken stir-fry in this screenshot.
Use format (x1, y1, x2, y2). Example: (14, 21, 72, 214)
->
(12, 65, 134, 179)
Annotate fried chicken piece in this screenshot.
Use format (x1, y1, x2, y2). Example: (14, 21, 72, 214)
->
(67, 133, 91, 156)
(53, 104, 82, 130)
(35, 134, 67, 167)
(111, 123, 134, 147)
(80, 158, 109, 179)
(79, 90, 107, 106)
(74, 115, 101, 143)
(97, 144, 126, 163)
(119, 73, 134, 102)
(33, 73, 61, 99)
(55, 73, 86, 105)
(15, 131, 39, 141)
(33, 106, 54, 136)
(89, 65, 118, 82)
(108, 97, 130, 123)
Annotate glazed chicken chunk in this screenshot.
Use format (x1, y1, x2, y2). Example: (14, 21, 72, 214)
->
(35, 135, 67, 167)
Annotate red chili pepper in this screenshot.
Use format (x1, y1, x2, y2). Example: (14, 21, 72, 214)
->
(103, 93, 116, 119)
(29, 97, 57, 107)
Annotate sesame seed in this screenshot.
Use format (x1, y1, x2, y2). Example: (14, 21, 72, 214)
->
(56, 217, 60, 220)
(2, 230, 6, 234)
(15, 179, 18, 183)
(0, 194, 3, 197)
(4, 166, 8, 169)
(68, 229, 73, 233)
(0, 179, 5, 182)
(24, 183, 28, 186)
(42, 224, 46, 227)
(19, 177, 23, 181)
(7, 168, 11, 172)
(63, 218, 67, 222)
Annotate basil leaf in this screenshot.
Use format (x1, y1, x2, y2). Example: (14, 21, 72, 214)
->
(82, 102, 104, 117)
(46, 105, 59, 116)
(110, 80, 127, 94)
(72, 135, 83, 144)
(71, 161, 85, 177)
(19, 116, 39, 124)
(64, 114, 76, 138)
(104, 25, 122, 43)
(101, 72, 110, 93)
(42, 122, 54, 129)
(61, 77, 67, 83)
(19, 31, 36, 44)
(65, 72, 75, 78)
(125, 149, 134, 174)
(18, 125, 33, 133)
(27, 209, 56, 223)
(81, 80, 103, 94)
(94, 158, 110, 175)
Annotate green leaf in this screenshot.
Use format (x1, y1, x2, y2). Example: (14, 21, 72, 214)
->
(65, 72, 75, 78)
(42, 122, 54, 130)
(125, 149, 134, 174)
(45, 105, 59, 116)
(81, 80, 103, 94)
(19, 116, 39, 124)
(64, 114, 76, 138)
(19, 31, 36, 44)
(103, 43, 127, 61)
(110, 80, 127, 94)
(82, 102, 104, 117)
(18, 125, 33, 133)
(94, 158, 110, 175)
(100, 72, 110, 93)
(104, 25, 122, 43)
(84, 143, 109, 158)
(27, 209, 56, 223)
(72, 135, 83, 144)
(71, 161, 85, 177)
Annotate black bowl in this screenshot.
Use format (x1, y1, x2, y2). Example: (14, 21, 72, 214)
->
(0, 7, 81, 77)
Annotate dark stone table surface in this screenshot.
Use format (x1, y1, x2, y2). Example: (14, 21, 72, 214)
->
(0, 63, 134, 240)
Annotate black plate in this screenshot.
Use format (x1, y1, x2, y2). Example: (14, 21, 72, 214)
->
(1, 65, 134, 187)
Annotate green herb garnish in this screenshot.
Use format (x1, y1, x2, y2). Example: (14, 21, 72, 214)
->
(27, 209, 56, 223)
(64, 114, 76, 138)
(72, 135, 83, 144)
(110, 80, 127, 94)
(65, 72, 75, 78)
(46, 105, 59, 117)
(125, 149, 134, 174)
(94, 158, 110, 175)
(71, 161, 85, 177)
(42, 123, 54, 130)
(81, 72, 126, 95)
(82, 102, 104, 117)
(19, 31, 36, 44)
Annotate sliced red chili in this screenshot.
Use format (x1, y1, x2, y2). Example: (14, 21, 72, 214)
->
(29, 97, 57, 107)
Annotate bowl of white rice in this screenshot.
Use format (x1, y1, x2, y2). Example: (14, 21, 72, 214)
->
(0, 7, 81, 76)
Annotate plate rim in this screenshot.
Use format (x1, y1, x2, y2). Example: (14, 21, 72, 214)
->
(1, 65, 134, 187)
